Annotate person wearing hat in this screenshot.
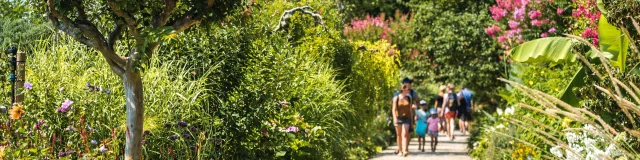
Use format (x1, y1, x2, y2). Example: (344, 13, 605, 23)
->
(427, 108, 440, 152)
(392, 77, 421, 155)
(415, 100, 429, 152)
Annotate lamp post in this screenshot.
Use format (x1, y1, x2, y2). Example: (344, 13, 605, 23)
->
(7, 47, 17, 104)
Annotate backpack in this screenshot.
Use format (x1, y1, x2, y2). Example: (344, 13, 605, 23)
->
(395, 95, 413, 119)
(446, 92, 459, 111)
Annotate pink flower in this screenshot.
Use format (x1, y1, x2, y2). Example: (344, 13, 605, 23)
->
(490, 6, 507, 21)
(557, 8, 564, 14)
(548, 27, 556, 33)
(529, 10, 542, 19)
(513, 7, 526, 20)
(285, 126, 299, 133)
(498, 36, 507, 43)
(531, 20, 543, 27)
(592, 38, 599, 45)
(485, 25, 501, 36)
(572, 10, 582, 17)
(508, 20, 520, 29)
(540, 32, 549, 37)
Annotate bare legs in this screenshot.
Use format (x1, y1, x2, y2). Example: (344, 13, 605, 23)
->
(402, 124, 410, 156)
(395, 125, 403, 156)
(446, 117, 455, 140)
(430, 134, 437, 152)
(395, 124, 410, 156)
(458, 119, 466, 135)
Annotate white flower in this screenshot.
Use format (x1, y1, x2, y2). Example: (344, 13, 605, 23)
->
(99, 145, 107, 153)
(565, 132, 579, 144)
(505, 107, 515, 115)
(496, 124, 505, 129)
(496, 108, 503, 115)
(473, 142, 479, 148)
(550, 146, 564, 158)
(605, 144, 622, 157)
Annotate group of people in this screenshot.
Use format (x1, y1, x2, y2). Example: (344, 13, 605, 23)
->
(392, 77, 474, 157)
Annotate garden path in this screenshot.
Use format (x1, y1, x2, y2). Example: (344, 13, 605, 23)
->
(370, 130, 471, 160)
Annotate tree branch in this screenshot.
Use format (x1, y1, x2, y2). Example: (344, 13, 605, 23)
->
(153, 0, 177, 28)
(107, 0, 140, 38)
(108, 23, 125, 48)
(47, 0, 126, 76)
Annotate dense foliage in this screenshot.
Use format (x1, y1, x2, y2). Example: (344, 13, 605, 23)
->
(0, 0, 401, 159)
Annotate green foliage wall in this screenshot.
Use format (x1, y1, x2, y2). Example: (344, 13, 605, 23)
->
(402, 0, 506, 104)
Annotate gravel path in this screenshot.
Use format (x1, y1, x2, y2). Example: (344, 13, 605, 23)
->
(370, 130, 472, 160)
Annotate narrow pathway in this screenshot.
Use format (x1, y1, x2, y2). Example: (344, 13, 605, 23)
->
(370, 130, 471, 160)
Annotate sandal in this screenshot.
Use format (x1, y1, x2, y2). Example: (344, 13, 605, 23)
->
(402, 151, 409, 157)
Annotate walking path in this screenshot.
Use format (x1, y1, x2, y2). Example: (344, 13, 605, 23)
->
(370, 130, 471, 160)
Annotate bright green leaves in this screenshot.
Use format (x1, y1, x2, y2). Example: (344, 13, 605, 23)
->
(598, 14, 629, 72)
(510, 37, 578, 63)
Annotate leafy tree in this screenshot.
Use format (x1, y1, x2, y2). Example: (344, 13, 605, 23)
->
(40, 0, 247, 159)
(403, 0, 506, 104)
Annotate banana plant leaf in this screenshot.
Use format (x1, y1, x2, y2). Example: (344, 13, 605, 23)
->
(559, 67, 586, 106)
(510, 37, 578, 63)
(598, 14, 629, 72)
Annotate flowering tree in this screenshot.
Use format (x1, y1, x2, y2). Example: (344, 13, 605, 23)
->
(41, 0, 247, 159)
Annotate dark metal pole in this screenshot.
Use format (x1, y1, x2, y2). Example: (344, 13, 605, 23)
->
(7, 47, 17, 104)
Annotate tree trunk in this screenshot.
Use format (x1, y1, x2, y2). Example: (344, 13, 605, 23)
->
(123, 69, 144, 160)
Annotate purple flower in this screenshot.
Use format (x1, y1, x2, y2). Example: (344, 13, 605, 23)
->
(35, 120, 45, 130)
(65, 150, 74, 155)
(143, 130, 150, 136)
(513, 7, 526, 20)
(508, 20, 520, 29)
(261, 128, 268, 135)
(58, 151, 67, 157)
(168, 135, 179, 140)
(65, 125, 76, 131)
(141, 140, 146, 145)
(285, 126, 299, 133)
(24, 82, 32, 90)
(99, 145, 107, 152)
(177, 121, 187, 127)
(548, 27, 556, 33)
(190, 127, 198, 132)
(57, 99, 73, 113)
(91, 140, 97, 145)
(86, 82, 91, 87)
(106, 90, 111, 95)
(182, 133, 192, 139)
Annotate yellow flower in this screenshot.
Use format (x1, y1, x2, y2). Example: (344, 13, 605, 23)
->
(562, 117, 573, 128)
(9, 104, 24, 120)
(0, 146, 5, 159)
(528, 81, 533, 85)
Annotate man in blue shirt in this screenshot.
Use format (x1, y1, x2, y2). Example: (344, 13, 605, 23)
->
(457, 87, 473, 135)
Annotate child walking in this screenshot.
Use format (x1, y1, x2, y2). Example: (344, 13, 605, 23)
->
(427, 108, 440, 152)
(415, 100, 429, 152)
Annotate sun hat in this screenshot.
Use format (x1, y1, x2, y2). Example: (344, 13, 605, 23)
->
(430, 108, 437, 114)
(419, 100, 427, 105)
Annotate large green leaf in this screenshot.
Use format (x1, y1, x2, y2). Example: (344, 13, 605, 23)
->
(599, 14, 629, 72)
(559, 67, 586, 106)
(510, 37, 578, 63)
(597, 0, 608, 15)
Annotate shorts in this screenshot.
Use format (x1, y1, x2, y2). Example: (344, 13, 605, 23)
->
(394, 117, 411, 126)
(457, 109, 473, 121)
(444, 112, 456, 119)
(428, 130, 438, 137)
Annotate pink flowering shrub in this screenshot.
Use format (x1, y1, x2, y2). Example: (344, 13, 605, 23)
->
(570, 0, 601, 45)
(343, 11, 411, 45)
(485, 0, 570, 53)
